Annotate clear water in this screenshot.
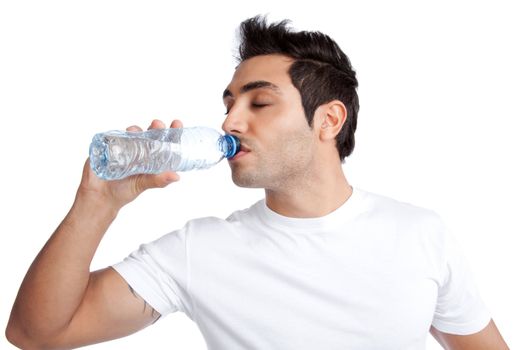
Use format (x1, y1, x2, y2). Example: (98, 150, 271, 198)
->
(89, 128, 232, 180)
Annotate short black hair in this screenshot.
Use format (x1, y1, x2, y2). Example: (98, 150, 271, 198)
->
(237, 15, 359, 160)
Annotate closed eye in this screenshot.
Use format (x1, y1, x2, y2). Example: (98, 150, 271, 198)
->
(225, 103, 270, 115)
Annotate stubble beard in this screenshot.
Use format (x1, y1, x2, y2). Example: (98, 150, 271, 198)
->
(229, 134, 315, 191)
(230, 165, 260, 188)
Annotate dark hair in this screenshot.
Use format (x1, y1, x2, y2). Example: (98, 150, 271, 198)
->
(237, 15, 359, 160)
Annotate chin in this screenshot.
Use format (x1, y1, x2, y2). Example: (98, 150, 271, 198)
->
(231, 171, 263, 189)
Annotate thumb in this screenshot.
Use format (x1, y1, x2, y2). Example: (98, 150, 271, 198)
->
(134, 171, 180, 192)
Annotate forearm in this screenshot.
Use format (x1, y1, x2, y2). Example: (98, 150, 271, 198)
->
(8, 192, 119, 342)
(7, 131, 179, 348)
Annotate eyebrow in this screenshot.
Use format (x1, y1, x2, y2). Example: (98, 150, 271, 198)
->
(222, 80, 282, 99)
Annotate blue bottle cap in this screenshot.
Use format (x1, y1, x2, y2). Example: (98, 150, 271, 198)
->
(223, 134, 241, 159)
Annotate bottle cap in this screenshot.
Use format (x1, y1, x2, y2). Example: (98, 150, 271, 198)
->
(223, 134, 241, 158)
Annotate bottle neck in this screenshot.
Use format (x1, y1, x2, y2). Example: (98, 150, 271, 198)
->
(221, 134, 240, 158)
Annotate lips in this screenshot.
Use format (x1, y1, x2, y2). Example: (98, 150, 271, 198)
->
(230, 142, 251, 161)
(230, 150, 248, 161)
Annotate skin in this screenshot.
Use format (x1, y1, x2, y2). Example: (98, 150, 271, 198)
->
(222, 55, 352, 217)
(6, 121, 181, 349)
(6, 54, 509, 349)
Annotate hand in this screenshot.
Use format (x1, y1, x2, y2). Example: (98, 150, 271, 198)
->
(77, 119, 183, 210)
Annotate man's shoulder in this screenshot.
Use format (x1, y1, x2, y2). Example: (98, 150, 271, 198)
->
(357, 188, 443, 226)
(356, 188, 448, 253)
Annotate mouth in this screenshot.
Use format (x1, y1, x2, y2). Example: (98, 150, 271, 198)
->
(229, 144, 251, 161)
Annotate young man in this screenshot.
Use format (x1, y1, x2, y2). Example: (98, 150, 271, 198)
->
(7, 16, 508, 349)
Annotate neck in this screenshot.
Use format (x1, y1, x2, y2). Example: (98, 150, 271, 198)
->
(265, 164, 352, 218)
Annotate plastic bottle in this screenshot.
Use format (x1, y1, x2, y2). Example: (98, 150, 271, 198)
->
(89, 127, 240, 180)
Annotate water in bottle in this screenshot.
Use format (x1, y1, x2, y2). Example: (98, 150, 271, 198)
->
(89, 127, 240, 180)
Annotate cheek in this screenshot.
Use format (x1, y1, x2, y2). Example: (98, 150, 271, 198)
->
(265, 126, 315, 165)
(249, 102, 311, 151)
(265, 109, 310, 135)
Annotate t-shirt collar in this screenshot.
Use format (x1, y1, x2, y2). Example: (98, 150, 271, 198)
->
(256, 187, 366, 233)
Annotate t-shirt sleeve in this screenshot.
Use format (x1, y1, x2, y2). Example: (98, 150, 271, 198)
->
(431, 226, 491, 335)
(112, 225, 193, 318)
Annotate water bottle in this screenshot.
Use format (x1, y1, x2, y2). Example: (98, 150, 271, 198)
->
(89, 127, 240, 180)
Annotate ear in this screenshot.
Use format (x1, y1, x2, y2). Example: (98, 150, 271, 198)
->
(316, 100, 347, 141)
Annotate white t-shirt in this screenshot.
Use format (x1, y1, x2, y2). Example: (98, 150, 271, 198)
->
(113, 187, 491, 349)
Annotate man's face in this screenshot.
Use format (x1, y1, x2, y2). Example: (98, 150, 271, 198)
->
(222, 54, 317, 190)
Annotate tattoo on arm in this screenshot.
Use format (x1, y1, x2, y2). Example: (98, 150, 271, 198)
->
(128, 284, 161, 324)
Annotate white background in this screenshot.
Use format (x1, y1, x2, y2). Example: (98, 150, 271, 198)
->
(1, 1, 523, 349)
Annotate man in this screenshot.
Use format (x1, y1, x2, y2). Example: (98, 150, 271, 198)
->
(6, 16, 508, 349)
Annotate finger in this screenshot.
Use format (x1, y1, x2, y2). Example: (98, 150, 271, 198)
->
(135, 171, 180, 192)
(126, 125, 142, 132)
(160, 171, 180, 186)
(150, 171, 180, 188)
(170, 119, 183, 128)
(148, 119, 166, 130)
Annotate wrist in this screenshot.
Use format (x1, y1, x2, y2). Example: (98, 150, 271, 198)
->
(70, 189, 120, 226)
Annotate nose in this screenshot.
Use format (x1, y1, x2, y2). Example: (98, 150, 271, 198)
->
(222, 105, 248, 135)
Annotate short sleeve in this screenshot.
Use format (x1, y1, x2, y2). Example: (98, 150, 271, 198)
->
(431, 227, 491, 335)
(112, 225, 193, 318)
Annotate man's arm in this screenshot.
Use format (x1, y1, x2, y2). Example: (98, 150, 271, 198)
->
(430, 319, 509, 350)
(6, 120, 181, 349)
(49, 267, 161, 348)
